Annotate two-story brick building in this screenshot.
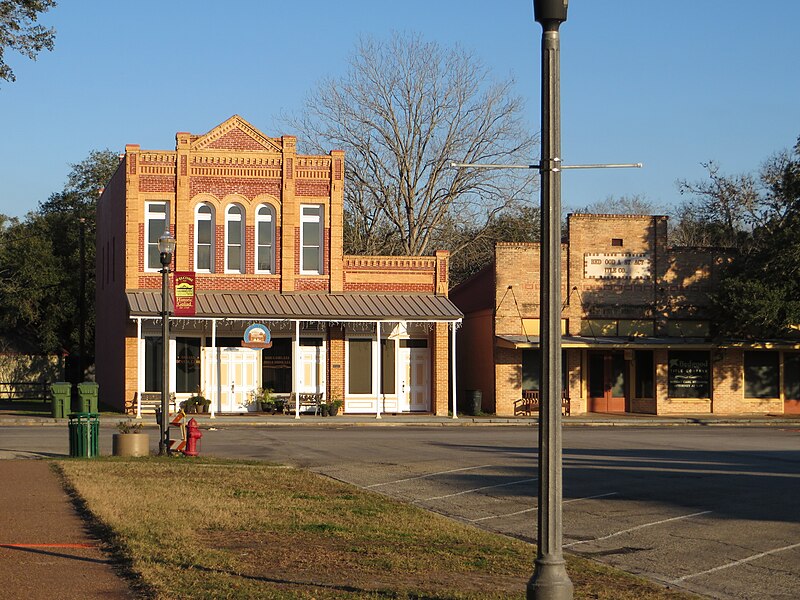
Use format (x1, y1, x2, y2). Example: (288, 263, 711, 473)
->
(450, 213, 800, 416)
(95, 116, 461, 416)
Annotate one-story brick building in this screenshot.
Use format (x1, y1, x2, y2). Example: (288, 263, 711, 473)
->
(450, 213, 800, 416)
(95, 116, 461, 416)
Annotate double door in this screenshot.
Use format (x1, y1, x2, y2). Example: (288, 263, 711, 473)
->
(588, 351, 627, 413)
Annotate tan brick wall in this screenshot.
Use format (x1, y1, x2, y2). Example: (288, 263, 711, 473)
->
(432, 323, 450, 416)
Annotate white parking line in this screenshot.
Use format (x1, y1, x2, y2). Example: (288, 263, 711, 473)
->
(670, 542, 800, 583)
(564, 510, 712, 548)
(363, 465, 495, 488)
(422, 478, 538, 501)
(469, 492, 619, 522)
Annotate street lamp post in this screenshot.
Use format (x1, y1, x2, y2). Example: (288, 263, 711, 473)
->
(158, 231, 176, 456)
(530, 1, 572, 599)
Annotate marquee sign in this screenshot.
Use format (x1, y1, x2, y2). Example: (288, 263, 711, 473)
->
(584, 253, 651, 279)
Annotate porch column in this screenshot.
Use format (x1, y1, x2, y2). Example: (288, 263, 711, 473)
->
(294, 320, 300, 419)
(375, 321, 382, 419)
(451, 321, 458, 419)
(210, 319, 217, 419)
(136, 318, 143, 419)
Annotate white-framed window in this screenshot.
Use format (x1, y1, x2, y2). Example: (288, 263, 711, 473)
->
(300, 204, 323, 274)
(255, 204, 275, 273)
(345, 336, 396, 396)
(194, 203, 215, 272)
(145, 201, 170, 271)
(225, 204, 245, 273)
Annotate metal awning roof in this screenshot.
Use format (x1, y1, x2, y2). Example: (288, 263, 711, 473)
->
(497, 335, 714, 349)
(496, 335, 800, 350)
(127, 291, 462, 322)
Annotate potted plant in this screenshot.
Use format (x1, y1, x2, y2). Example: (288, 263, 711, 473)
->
(257, 387, 276, 413)
(328, 398, 343, 416)
(112, 419, 149, 457)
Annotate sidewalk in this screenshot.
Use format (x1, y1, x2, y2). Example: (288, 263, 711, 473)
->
(0, 460, 135, 599)
(1, 410, 798, 428)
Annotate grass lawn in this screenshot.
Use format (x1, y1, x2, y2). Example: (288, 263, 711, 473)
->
(57, 457, 698, 599)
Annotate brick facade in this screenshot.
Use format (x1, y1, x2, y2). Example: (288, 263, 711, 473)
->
(451, 213, 800, 416)
(95, 116, 459, 415)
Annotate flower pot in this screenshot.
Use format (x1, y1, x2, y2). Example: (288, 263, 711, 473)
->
(112, 433, 150, 457)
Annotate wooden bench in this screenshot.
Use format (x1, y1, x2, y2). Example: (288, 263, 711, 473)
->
(514, 390, 570, 416)
(137, 391, 177, 416)
(289, 392, 323, 415)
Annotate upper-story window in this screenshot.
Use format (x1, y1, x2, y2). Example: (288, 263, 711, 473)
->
(194, 203, 215, 272)
(225, 204, 245, 273)
(145, 201, 170, 271)
(300, 204, 323, 274)
(255, 204, 275, 273)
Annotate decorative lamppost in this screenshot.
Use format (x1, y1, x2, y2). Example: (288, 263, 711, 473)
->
(158, 231, 176, 456)
(530, 1, 572, 598)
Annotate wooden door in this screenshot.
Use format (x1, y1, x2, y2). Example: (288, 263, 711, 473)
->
(588, 351, 627, 413)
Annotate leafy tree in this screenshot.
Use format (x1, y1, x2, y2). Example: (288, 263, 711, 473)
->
(700, 137, 800, 338)
(289, 31, 537, 258)
(0, 149, 118, 371)
(0, 0, 56, 84)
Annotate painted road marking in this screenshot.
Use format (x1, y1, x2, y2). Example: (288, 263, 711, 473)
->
(422, 478, 538, 501)
(469, 492, 620, 522)
(564, 510, 712, 548)
(670, 541, 800, 583)
(364, 465, 495, 488)
(1, 543, 95, 548)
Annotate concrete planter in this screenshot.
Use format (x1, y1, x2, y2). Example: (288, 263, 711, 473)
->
(112, 433, 150, 457)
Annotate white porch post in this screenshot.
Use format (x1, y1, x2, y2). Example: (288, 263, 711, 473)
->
(451, 321, 458, 419)
(375, 320, 382, 419)
(210, 319, 217, 419)
(294, 320, 300, 419)
(135, 318, 143, 419)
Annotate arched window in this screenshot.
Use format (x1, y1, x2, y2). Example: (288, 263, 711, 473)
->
(255, 204, 275, 273)
(225, 204, 244, 273)
(194, 203, 215, 272)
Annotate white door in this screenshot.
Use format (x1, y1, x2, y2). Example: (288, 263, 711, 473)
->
(209, 347, 259, 412)
(297, 341, 326, 396)
(398, 340, 430, 412)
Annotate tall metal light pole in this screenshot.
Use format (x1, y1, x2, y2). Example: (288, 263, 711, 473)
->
(452, 5, 639, 597)
(530, 1, 572, 598)
(158, 231, 176, 456)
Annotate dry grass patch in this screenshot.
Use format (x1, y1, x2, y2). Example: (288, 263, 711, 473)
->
(57, 457, 698, 599)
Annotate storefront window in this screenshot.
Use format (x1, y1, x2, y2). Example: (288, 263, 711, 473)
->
(785, 353, 800, 400)
(144, 336, 162, 392)
(744, 351, 779, 398)
(522, 349, 566, 391)
(381, 339, 395, 394)
(635, 351, 654, 398)
(348, 338, 372, 394)
(262, 338, 292, 393)
(175, 338, 201, 393)
(668, 351, 710, 398)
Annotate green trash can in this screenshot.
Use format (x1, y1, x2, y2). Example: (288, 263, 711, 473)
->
(51, 382, 71, 419)
(68, 412, 100, 458)
(77, 381, 99, 414)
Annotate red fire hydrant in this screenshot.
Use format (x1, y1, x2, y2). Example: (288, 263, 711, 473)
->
(184, 417, 202, 457)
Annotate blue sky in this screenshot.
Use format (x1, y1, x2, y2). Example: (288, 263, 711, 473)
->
(0, 1, 798, 219)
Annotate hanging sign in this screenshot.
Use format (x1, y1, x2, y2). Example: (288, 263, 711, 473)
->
(174, 272, 196, 316)
(242, 324, 272, 349)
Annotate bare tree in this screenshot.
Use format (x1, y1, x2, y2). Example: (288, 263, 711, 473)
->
(568, 193, 658, 216)
(288, 32, 537, 256)
(0, 0, 56, 84)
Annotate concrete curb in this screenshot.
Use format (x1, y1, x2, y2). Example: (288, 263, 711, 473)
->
(1, 414, 798, 428)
